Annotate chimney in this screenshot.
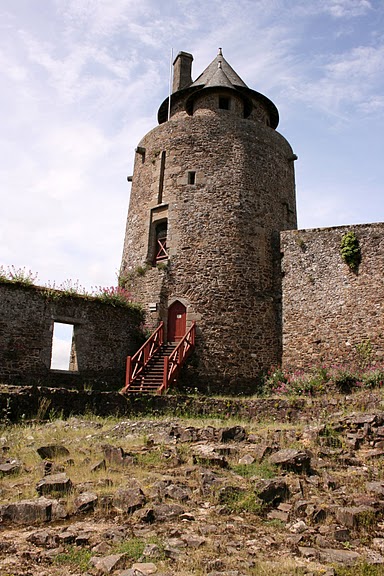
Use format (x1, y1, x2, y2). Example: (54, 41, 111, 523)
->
(172, 52, 193, 93)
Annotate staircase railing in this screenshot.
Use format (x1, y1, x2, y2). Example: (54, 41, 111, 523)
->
(121, 322, 164, 393)
(158, 321, 196, 395)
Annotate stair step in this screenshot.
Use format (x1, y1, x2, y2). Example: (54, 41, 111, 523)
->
(136, 388, 161, 391)
(128, 388, 159, 392)
(127, 384, 160, 390)
(125, 339, 190, 395)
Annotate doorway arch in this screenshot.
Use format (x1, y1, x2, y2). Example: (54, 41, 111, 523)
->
(167, 301, 186, 342)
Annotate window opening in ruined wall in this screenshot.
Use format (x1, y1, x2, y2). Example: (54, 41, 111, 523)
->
(50, 322, 78, 371)
(158, 151, 166, 204)
(219, 96, 230, 110)
(188, 171, 196, 185)
(154, 221, 168, 264)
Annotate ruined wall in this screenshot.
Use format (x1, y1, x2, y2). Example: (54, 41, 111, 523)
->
(0, 283, 144, 389)
(281, 224, 384, 369)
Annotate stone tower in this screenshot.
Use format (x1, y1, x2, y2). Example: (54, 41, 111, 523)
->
(120, 49, 297, 393)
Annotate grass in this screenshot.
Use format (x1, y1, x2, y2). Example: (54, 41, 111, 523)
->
(248, 563, 318, 575)
(114, 537, 145, 560)
(228, 491, 263, 514)
(0, 416, 140, 504)
(216, 483, 263, 514)
(134, 449, 164, 467)
(0, 412, 331, 506)
(232, 461, 277, 479)
(3, 399, 384, 576)
(53, 546, 92, 571)
(52, 537, 166, 573)
(335, 565, 384, 575)
(246, 561, 384, 575)
(0, 415, 200, 505)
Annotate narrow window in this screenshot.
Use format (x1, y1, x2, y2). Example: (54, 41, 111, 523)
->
(219, 96, 230, 110)
(135, 146, 146, 163)
(187, 171, 196, 185)
(158, 151, 166, 204)
(50, 322, 78, 371)
(154, 221, 168, 264)
(243, 101, 252, 118)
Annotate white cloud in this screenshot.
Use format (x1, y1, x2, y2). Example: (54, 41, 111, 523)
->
(57, 0, 150, 37)
(294, 0, 373, 18)
(358, 95, 384, 113)
(50, 338, 71, 370)
(1, 0, 384, 291)
(326, 45, 384, 80)
(323, 0, 372, 18)
(0, 49, 28, 82)
(284, 43, 384, 120)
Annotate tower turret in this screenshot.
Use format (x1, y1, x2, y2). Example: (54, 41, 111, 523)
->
(120, 49, 297, 393)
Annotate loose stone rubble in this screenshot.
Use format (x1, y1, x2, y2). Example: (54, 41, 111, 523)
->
(2, 405, 384, 574)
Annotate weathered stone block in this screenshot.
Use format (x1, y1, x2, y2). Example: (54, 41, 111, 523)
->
(36, 473, 73, 496)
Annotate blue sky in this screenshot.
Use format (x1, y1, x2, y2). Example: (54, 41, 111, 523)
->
(1, 0, 384, 293)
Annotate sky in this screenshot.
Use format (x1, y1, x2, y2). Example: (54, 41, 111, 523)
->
(1, 0, 384, 296)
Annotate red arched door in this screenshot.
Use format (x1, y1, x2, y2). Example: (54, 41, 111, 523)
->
(167, 301, 186, 342)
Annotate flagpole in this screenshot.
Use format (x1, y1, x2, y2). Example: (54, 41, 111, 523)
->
(168, 48, 173, 121)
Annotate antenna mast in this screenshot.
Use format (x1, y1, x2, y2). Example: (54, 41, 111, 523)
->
(167, 48, 173, 121)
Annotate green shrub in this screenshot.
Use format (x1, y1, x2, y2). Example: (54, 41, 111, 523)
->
(361, 368, 384, 389)
(263, 365, 328, 397)
(331, 369, 357, 393)
(136, 265, 150, 276)
(156, 261, 168, 271)
(340, 231, 361, 271)
(262, 367, 288, 395)
(356, 339, 373, 369)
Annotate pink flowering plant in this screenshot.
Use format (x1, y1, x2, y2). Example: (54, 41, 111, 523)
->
(0, 263, 141, 311)
(45, 278, 89, 296)
(93, 285, 133, 307)
(263, 365, 328, 397)
(263, 361, 384, 397)
(0, 265, 38, 286)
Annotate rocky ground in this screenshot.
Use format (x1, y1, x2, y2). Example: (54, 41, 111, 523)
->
(2, 393, 384, 575)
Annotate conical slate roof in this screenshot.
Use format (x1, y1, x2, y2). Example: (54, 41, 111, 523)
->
(191, 48, 247, 89)
(157, 48, 279, 128)
(204, 62, 235, 89)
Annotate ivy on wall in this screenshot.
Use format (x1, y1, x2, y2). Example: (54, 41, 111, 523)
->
(340, 231, 361, 272)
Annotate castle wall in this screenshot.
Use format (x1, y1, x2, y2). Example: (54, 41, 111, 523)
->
(281, 223, 384, 369)
(0, 283, 144, 389)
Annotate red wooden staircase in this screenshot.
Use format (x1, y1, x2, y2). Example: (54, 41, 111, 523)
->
(120, 321, 196, 395)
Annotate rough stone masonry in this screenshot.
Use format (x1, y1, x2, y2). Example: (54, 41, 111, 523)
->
(120, 49, 297, 393)
(1, 50, 383, 393)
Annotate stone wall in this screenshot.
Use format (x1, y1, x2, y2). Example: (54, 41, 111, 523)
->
(281, 223, 384, 369)
(0, 384, 305, 422)
(2, 384, 383, 423)
(0, 283, 144, 389)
